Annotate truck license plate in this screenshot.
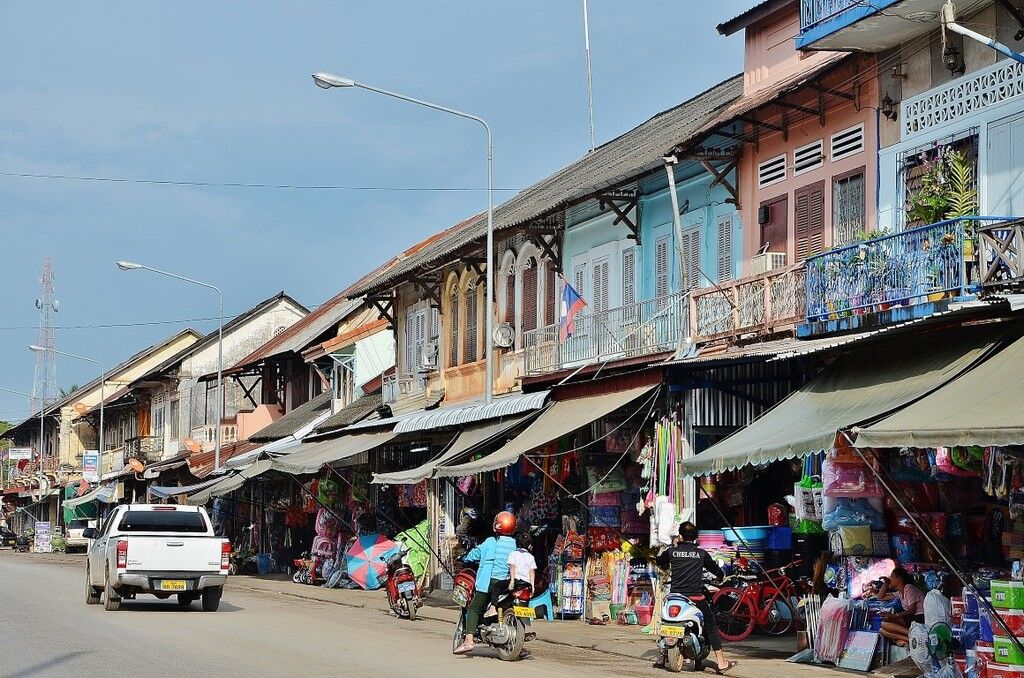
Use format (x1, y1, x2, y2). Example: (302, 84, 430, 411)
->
(160, 580, 186, 591)
(513, 606, 534, 618)
(398, 581, 416, 594)
(660, 625, 686, 638)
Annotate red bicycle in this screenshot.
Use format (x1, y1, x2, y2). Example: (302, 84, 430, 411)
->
(711, 559, 805, 642)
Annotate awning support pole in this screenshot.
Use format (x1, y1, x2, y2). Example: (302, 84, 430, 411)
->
(844, 431, 1024, 653)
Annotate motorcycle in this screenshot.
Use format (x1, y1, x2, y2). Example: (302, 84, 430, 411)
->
(451, 567, 536, 661)
(291, 553, 322, 585)
(382, 547, 421, 621)
(658, 593, 716, 673)
(14, 533, 31, 553)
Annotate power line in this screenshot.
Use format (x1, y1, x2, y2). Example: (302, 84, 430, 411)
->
(0, 170, 521, 193)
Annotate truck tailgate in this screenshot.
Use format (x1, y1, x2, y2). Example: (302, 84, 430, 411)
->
(125, 535, 223, 572)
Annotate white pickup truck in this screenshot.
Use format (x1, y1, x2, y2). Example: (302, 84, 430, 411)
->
(84, 504, 230, 612)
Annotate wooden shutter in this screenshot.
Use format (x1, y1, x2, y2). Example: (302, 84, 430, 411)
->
(404, 310, 416, 373)
(592, 258, 610, 312)
(716, 216, 733, 283)
(622, 247, 636, 308)
(465, 287, 478, 363)
(522, 264, 538, 332)
(573, 264, 586, 299)
(685, 230, 701, 291)
(544, 261, 557, 325)
(795, 181, 825, 260)
(655, 238, 669, 298)
(504, 271, 515, 324)
(449, 289, 460, 367)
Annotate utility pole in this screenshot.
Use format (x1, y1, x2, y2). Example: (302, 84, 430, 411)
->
(583, 0, 597, 152)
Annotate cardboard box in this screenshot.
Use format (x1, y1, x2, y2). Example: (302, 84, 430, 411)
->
(992, 581, 1024, 610)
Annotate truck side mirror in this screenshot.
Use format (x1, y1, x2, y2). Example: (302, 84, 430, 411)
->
(82, 527, 99, 540)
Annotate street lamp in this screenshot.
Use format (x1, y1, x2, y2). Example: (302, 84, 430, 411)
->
(116, 261, 225, 468)
(29, 346, 105, 480)
(0, 385, 48, 524)
(311, 72, 496, 403)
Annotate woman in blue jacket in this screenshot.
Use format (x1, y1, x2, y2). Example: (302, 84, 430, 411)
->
(453, 511, 518, 655)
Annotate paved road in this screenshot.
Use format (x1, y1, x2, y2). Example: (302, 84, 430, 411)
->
(0, 551, 662, 678)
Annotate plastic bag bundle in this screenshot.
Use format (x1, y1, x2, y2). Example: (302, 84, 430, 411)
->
(924, 589, 951, 628)
(822, 460, 883, 498)
(815, 595, 853, 663)
(822, 497, 886, 531)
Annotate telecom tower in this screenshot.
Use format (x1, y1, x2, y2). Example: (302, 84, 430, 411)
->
(30, 258, 58, 416)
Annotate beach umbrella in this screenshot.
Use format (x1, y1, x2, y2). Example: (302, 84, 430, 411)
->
(344, 533, 398, 590)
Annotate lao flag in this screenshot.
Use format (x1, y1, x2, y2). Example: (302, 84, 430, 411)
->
(558, 279, 587, 343)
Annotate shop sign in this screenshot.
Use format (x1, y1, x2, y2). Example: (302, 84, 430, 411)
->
(34, 521, 52, 553)
(82, 451, 99, 483)
(8, 448, 32, 461)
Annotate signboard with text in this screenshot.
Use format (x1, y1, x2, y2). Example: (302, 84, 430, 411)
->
(34, 521, 52, 553)
(82, 451, 99, 483)
(8, 448, 32, 461)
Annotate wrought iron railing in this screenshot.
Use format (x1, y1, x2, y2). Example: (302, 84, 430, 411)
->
(800, 0, 863, 30)
(978, 218, 1024, 288)
(382, 372, 427, 405)
(125, 435, 163, 464)
(523, 292, 688, 375)
(691, 264, 807, 342)
(803, 217, 1011, 321)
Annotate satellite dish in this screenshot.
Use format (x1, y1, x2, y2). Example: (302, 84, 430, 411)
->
(73, 403, 87, 415)
(183, 438, 201, 454)
(493, 323, 515, 349)
(128, 458, 145, 473)
(52, 300, 59, 312)
(35, 298, 42, 309)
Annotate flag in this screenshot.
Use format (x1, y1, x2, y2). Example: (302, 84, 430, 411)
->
(558, 278, 587, 343)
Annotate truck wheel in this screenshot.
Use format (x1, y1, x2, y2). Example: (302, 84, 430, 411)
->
(177, 594, 196, 608)
(85, 567, 101, 605)
(201, 586, 222, 612)
(103, 570, 121, 611)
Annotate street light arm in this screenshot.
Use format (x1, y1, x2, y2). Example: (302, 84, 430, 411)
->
(131, 264, 224, 299)
(351, 81, 492, 140)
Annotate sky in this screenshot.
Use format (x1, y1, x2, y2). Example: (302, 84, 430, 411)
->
(0, 0, 750, 422)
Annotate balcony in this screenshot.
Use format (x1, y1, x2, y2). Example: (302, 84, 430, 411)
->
(690, 264, 807, 343)
(523, 293, 688, 376)
(800, 217, 1015, 336)
(978, 218, 1024, 288)
(189, 424, 238, 449)
(124, 435, 163, 464)
(798, 0, 942, 52)
(382, 373, 427, 405)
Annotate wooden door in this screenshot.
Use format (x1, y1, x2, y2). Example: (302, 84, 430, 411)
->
(795, 181, 825, 260)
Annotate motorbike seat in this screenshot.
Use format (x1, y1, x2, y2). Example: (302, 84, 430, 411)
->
(665, 593, 690, 602)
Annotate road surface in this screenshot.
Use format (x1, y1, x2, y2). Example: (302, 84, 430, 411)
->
(0, 551, 662, 678)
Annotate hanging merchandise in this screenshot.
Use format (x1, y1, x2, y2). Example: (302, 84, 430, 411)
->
(649, 495, 679, 548)
(822, 458, 883, 498)
(318, 475, 340, 505)
(815, 595, 853, 664)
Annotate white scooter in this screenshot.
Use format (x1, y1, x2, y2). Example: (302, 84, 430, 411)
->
(658, 593, 717, 673)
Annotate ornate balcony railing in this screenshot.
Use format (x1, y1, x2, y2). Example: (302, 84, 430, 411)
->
(382, 372, 427, 405)
(691, 264, 807, 342)
(978, 218, 1024, 288)
(800, 0, 861, 30)
(523, 292, 688, 376)
(189, 424, 238, 447)
(124, 435, 163, 464)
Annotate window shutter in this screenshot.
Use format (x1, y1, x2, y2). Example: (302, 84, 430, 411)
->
(655, 238, 669, 298)
(504, 271, 515, 324)
(522, 264, 538, 332)
(416, 310, 427, 370)
(795, 182, 825, 260)
(544, 261, 557, 325)
(573, 264, 586, 300)
(404, 310, 416, 374)
(795, 188, 810, 261)
(449, 288, 460, 367)
(685, 230, 701, 291)
(592, 259, 609, 312)
(622, 248, 636, 308)
(465, 286, 478, 363)
(431, 306, 439, 340)
(716, 216, 733, 283)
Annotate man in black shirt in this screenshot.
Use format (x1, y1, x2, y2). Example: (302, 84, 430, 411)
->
(655, 522, 735, 672)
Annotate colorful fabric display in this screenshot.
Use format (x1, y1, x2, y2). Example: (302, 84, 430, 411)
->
(891, 534, 918, 564)
(589, 506, 620, 527)
(587, 527, 619, 553)
(591, 491, 621, 507)
(834, 525, 873, 555)
(822, 460, 883, 498)
(822, 497, 885, 531)
(889, 449, 933, 482)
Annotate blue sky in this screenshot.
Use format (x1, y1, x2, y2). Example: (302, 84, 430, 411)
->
(0, 0, 750, 421)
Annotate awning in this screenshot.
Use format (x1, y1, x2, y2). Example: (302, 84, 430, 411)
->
(63, 482, 118, 508)
(340, 391, 549, 435)
(855, 332, 1024, 448)
(680, 326, 1003, 476)
(186, 460, 274, 506)
(435, 384, 659, 477)
(271, 430, 399, 475)
(148, 476, 225, 499)
(372, 413, 535, 485)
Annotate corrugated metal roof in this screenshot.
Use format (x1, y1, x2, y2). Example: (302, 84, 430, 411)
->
(248, 392, 333, 442)
(717, 0, 793, 36)
(392, 391, 550, 434)
(313, 393, 384, 435)
(346, 74, 744, 299)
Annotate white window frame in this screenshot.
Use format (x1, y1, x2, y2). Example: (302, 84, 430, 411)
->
(757, 153, 787, 188)
(793, 139, 824, 176)
(830, 123, 865, 161)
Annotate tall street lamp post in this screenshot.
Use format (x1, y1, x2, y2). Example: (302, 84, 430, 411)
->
(311, 72, 496, 403)
(29, 346, 105, 479)
(116, 261, 224, 470)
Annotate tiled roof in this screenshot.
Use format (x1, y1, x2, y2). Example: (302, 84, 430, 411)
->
(313, 393, 384, 435)
(187, 441, 262, 479)
(247, 392, 333, 442)
(345, 74, 745, 299)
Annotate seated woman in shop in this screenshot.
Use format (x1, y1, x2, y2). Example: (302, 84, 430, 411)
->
(871, 567, 926, 645)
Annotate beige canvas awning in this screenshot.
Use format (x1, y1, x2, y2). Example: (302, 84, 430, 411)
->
(271, 430, 399, 475)
(680, 326, 1003, 476)
(855, 332, 1024, 448)
(186, 459, 274, 506)
(372, 413, 535, 485)
(435, 384, 659, 477)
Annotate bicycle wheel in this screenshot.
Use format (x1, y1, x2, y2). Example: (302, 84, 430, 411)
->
(712, 587, 756, 642)
(757, 587, 796, 636)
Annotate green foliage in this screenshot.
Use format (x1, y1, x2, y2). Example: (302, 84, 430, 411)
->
(905, 149, 978, 227)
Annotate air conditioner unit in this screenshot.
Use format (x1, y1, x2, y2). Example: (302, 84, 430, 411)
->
(751, 252, 787, 275)
(419, 341, 438, 371)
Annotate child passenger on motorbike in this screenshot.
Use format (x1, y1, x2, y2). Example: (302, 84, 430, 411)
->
(453, 511, 518, 655)
(655, 521, 736, 673)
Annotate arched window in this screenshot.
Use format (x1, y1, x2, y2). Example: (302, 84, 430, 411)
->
(448, 281, 460, 367)
(522, 257, 539, 333)
(465, 282, 479, 363)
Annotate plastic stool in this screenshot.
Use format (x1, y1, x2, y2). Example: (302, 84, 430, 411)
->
(529, 587, 554, 621)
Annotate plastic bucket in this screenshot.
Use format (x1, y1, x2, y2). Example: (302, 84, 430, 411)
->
(636, 605, 654, 626)
(256, 553, 273, 575)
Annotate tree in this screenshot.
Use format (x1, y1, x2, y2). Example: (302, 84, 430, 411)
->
(59, 384, 80, 398)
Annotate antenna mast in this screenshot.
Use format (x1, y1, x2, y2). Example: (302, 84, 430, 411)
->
(31, 258, 58, 416)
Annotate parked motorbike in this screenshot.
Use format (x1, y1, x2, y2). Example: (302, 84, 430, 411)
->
(382, 547, 421, 621)
(291, 553, 322, 585)
(658, 593, 715, 673)
(14, 533, 31, 553)
(451, 567, 536, 661)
